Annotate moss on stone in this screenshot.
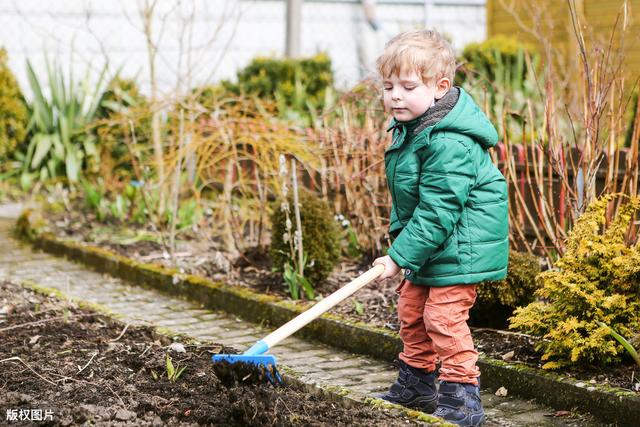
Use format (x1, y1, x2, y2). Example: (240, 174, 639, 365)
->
(363, 397, 454, 426)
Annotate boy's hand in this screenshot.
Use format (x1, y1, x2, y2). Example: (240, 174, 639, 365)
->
(373, 255, 401, 280)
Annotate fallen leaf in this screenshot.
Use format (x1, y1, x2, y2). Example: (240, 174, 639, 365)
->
(554, 410, 571, 417)
(29, 335, 41, 345)
(495, 386, 508, 397)
(0, 304, 15, 316)
(169, 342, 186, 353)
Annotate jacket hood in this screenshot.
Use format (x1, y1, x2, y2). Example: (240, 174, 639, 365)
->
(431, 87, 498, 149)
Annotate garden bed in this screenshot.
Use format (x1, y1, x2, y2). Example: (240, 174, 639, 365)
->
(13, 208, 640, 426)
(0, 279, 429, 426)
(41, 209, 640, 394)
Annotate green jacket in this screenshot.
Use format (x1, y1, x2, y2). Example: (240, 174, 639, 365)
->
(385, 87, 508, 286)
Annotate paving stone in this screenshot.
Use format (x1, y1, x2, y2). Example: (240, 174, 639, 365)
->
(278, 355, 333, 367)
(219, 335, 262, 348)
(181, 309, 214, 318)
(278, 348, 334, 361)
(154, 317, 203, 327)
(314, 357, 372, 371)
(213, 326, 261, 339)
(320, 367, 370, 378)
(196, 312, 226, 321)
(276, 339, 318, 352)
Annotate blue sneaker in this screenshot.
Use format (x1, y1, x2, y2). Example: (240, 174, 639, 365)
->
(376, 360, 438, 412)
(433, 381, 485, 426)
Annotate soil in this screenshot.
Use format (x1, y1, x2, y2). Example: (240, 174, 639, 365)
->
(40, 209, 640, 396)
(0, 280, 424, 426)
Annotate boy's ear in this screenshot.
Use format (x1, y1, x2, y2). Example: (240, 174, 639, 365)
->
(434, 78, 452, 100)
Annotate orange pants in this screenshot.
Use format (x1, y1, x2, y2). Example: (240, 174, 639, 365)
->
(397, 279, 480, 385)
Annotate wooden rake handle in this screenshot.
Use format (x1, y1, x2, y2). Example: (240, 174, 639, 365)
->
(260, 264, 385, 350)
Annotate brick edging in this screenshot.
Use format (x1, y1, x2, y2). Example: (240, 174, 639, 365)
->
(16, 212, 639, 427)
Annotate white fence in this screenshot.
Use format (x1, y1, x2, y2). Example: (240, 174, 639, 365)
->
(0, 0, 486, 97)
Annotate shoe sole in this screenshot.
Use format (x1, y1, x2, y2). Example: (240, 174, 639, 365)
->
(459, 414, 486, 427)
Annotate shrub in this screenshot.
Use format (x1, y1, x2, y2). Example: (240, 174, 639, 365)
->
(94, 77, 151, 181)
(223, 53, 333, 122)
(456, 36, 537, 85)
(0, 48, 27, 162)
(270, 189, 341, 287)
(471, 251, 541, 328)
(21, 58, 109, 186)
(191, 84, 229, 113)
(509, 194, 640, 369)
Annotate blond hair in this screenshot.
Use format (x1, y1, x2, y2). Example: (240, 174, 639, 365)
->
(376, 30, 456, 84)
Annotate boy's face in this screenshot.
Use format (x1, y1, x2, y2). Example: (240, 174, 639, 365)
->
(382, 70, 450, 122)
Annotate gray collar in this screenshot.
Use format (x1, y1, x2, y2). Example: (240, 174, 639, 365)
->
(413, 86, 460, 135)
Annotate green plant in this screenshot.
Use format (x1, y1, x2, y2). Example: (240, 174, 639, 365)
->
(109, 194, 127, 221)
(510, 194, 640, 369)
(81, 178, 151, 225)
(0, 48, 27, 163)
(335, 214, 361, 259)
(471, 251, 541, 328)
(165, 354, 186, 383)
(477, 251, 541, 307)
(21, 56, 109, 187)
(598, 322, 640, 368)
(283, 258, 315, 300)
(81, 178, 108, 221)
(354, 300, 365, 316)
(177, 198, 201, 231)
(270, 188, 341, 290)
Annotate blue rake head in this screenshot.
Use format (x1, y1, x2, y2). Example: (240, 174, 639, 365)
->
(212, 340, 282, 386)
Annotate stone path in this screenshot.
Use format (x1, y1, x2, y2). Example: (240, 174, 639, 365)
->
(0, 207, 598, 426)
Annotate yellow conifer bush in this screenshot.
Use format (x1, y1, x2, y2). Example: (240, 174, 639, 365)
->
(509, 194, 640, 369)
(0, 48, 27, 161)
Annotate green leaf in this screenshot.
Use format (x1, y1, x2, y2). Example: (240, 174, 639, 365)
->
(598, 321, 640, 368)
(30, 134, 52, 169)
(20, 171, 34, 191)
(298, 274, 315, 300)
(175, 366, 187, 381)
(65, 147, 80, 182)
(166, 354, 175, 379)
(51, 134, 65, 160)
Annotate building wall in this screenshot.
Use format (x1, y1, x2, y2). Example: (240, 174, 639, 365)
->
(487, 0, 640, 80)
(0, 0, 486, 97)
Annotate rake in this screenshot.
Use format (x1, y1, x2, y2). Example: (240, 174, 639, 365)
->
(212, 264, 385, 384)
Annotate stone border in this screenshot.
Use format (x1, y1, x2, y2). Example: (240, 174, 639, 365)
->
(15, 211, 640, 427)
(17, 276, 449, 426)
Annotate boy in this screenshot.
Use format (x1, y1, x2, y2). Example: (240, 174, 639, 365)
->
(372, 30, 509, 427)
